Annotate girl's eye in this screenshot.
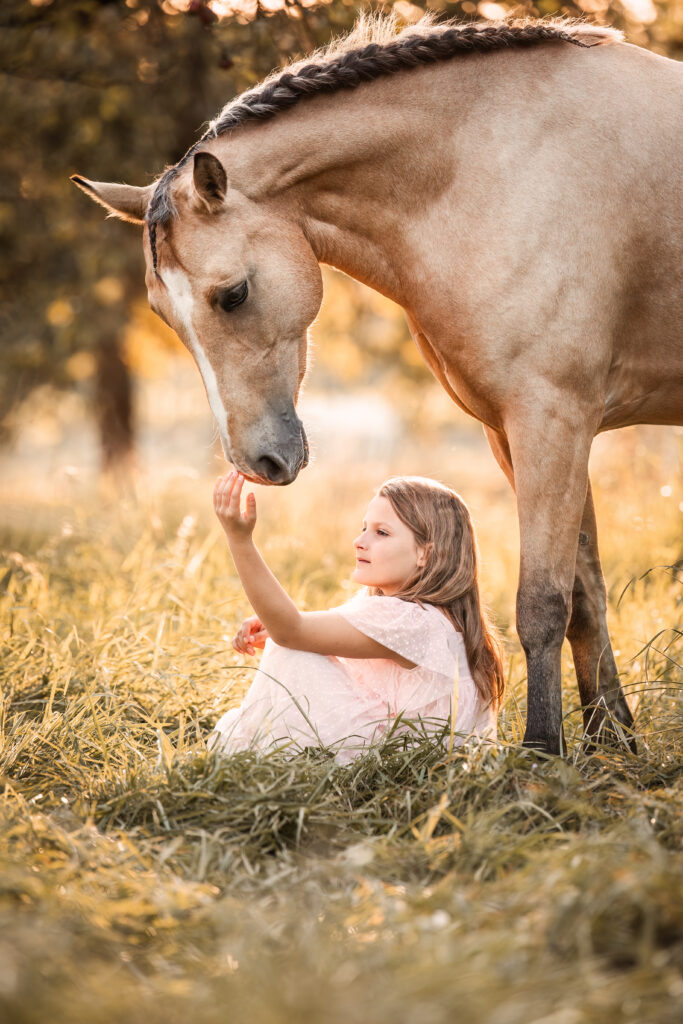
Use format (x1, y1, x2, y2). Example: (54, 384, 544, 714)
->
(377, 529, 388, 536)
(217, 281, 248, 312)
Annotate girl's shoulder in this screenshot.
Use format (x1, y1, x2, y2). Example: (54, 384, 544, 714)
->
(335, 591, 436, 618)
(334, 593, 461, 667)
(337, 591, 454, 624)
(333, 592, 456, 677)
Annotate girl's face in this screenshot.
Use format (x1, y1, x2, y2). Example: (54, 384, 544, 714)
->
(352, 495, 426, 595)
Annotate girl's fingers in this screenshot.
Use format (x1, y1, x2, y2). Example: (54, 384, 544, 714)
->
(232, 617, 264, 656)
(232, 638, 255, 656)
(222, 472, 235, 500)
(214, 472, 242, 516)
(214, 474, 231, 506)
(229, 474, 244, 513)
(215, 471, 256, 542)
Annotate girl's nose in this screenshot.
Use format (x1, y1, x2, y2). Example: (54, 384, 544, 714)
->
(353, 534, 366, 550)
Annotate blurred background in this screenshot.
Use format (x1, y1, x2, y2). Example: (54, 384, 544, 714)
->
(1, 0, 681, 621)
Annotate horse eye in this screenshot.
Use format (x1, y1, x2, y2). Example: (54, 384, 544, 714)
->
(217, 281, 248, 312)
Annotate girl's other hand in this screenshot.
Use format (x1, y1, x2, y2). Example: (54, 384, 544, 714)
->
(233, 615, 269, 656)
(214, 471, 257, 543)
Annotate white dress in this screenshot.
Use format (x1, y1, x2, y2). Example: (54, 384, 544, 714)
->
(208, 592, 496, 765)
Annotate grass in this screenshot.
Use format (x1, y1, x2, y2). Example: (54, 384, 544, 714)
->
(0, 441, 682, 1024)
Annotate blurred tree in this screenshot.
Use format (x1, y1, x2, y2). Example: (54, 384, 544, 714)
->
(0, 0, 362, 475)
(0, 0, 680, 475)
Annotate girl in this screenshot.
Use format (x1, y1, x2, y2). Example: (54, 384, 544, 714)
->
(209, 472, 504, 764)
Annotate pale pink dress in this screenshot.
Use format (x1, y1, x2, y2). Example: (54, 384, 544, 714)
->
(208, 592, 496, 765)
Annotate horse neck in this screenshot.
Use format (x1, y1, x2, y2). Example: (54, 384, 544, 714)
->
(215, 65, 475, 303)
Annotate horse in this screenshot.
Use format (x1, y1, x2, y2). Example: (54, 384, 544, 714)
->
(72, 16, 683, 755)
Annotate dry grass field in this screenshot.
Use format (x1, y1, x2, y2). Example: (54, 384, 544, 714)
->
(0, 380, 681, 1023)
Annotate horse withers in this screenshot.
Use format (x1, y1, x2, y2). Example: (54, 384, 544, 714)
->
(72, 17, 683, 754)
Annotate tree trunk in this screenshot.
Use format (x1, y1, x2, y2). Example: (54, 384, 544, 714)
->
(95, 334, 134, 478)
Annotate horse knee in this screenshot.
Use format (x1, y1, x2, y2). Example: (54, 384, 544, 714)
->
(517, 586, 571, 658)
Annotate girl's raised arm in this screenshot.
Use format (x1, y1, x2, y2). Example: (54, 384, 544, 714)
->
(213, 472, 415, 667)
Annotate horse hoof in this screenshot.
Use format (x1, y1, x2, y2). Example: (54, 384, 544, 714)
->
(581, 726, 638, 756)
(521, 735, 564, 757)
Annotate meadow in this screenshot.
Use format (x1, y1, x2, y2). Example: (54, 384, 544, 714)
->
(0, 394, 681, 1023)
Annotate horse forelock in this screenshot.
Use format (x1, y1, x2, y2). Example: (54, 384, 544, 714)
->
(145, 13, 624, 268)
(147, 165, 197, 273)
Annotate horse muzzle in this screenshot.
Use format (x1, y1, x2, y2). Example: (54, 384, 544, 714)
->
(238, 423, 309, 486)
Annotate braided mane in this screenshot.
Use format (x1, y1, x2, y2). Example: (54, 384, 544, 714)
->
(146, 16, 621, 270)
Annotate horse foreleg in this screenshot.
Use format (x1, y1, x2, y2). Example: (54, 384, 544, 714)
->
(484, 423, 572, 751)
(484, 425, 635, 751)
(567, 482, 636, 749)
(485, 425, 637, 751)
(500, 412, 598, 755)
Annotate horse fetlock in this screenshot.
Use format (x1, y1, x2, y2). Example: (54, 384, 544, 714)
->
(522, 645, 566, 756)
(516, 589, 568, 751)
(581, 696, 637, 754)
(599, 685, 635, 727)
(522, 727, 566, 757)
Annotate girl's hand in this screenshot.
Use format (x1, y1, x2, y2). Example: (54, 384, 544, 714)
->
(232, 615, 269, 656)
(214, 471, 257, 544)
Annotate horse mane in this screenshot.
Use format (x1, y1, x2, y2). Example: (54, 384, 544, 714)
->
(146, 14, 622, 269)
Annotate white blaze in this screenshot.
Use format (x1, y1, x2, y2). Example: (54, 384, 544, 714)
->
(161, 267, 231, 453)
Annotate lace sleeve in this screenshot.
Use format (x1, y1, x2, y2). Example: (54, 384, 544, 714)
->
(334, 593, 456, 678)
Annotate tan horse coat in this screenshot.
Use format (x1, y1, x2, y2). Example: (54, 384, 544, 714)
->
(73, 19, 683, 753)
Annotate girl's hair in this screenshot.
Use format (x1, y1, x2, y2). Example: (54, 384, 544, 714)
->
(371, 476, 505, 708)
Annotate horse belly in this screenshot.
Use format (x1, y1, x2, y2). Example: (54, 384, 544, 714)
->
(405, 43, 683, 430)
(604, 219, 683, 428)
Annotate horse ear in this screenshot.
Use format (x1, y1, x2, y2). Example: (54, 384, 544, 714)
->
(70, 176, 152, 224)
(193, 152, 227, 212)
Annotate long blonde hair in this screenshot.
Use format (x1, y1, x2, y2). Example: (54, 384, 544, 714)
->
(371, 476, 505, 708)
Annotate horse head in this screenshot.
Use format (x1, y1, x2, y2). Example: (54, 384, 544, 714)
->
(72, 150, 322, 484)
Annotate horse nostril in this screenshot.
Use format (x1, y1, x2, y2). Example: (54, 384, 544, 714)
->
(254, 453, 290, 484)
